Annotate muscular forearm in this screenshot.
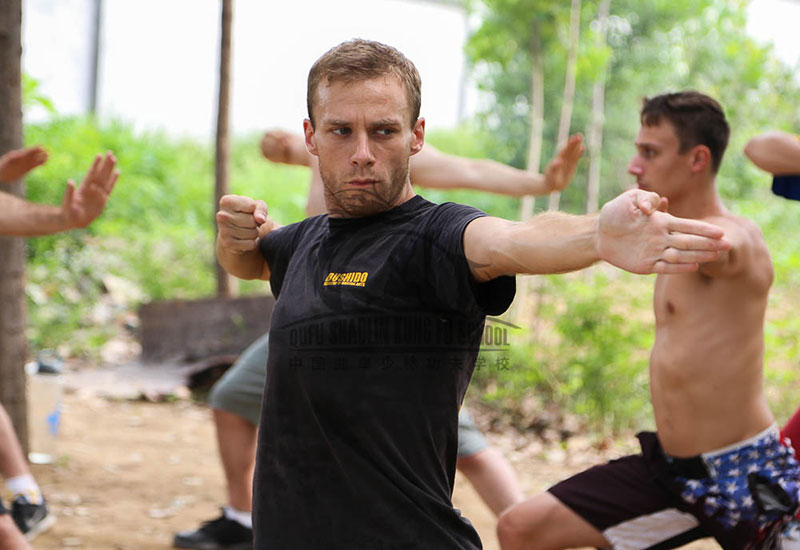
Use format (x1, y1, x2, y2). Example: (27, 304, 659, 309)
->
(0, 191, 72, 236)
(216, 238, 270, 281)
(465, 213, 599, 282)
(744, 132, 800, 174)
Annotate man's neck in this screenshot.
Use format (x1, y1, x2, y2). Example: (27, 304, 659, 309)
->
(668, 176, 726, 219)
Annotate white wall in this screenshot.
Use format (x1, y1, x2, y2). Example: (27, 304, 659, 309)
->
(23, 0, 95, 118)
(23, 0, 472, 141)
(746, 0, 800, 71)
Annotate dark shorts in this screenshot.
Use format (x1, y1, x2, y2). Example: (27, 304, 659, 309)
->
(549, 426, 800, 550)
(209, 333, 489, 458)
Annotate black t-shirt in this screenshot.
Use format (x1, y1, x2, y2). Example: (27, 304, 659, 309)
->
(254, 195, 515, 549)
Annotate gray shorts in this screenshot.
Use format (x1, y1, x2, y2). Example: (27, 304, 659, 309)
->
(209, 333, 270, 425)
(209, 332, 489, 458)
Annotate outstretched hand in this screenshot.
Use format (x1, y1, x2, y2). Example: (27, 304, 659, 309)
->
(63, 152, 120, 229)
(543, 134, 585, 193)
(0, 146, 49, 183)
(597, 189, 730, 274)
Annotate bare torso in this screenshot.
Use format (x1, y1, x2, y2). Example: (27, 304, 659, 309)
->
(650, 213, 775, 457)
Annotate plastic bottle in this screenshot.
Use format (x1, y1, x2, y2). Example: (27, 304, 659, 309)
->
(26, 351, 64, 464)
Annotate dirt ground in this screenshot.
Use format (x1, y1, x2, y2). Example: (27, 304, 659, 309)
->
(27, 374, 720, 550)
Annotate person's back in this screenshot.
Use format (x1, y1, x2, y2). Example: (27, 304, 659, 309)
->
(651, 212, 774, 456)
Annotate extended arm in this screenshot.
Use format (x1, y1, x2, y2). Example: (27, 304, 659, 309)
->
(216, 194, 280, 280)
(260, 130, 584, 200)
(464, 189, 730, 282)
(0, 146, 48, 183)
(744, 131, 800, 175)
(411, 135, 584, 197)
(0, 152, 119, 237)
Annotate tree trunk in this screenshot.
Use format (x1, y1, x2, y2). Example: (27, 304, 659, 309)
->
(548, 0, 582, 211)
(0, 0, 30, 452)
(214, 0, 233, 297)
(88, 0, 103, 116)
(514, 22, 545, 325)
(518, 21, 545, 223)
(585, 0, 611, 214)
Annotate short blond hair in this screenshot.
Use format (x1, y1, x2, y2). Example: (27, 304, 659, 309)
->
(307, 39, 422, 128)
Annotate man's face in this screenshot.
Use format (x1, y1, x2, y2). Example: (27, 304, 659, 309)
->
(304, 75, 424, 218)
(627, 120, 693, 203)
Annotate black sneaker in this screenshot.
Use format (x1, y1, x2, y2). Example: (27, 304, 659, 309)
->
(11, 495, 55, 540)
(173, 510, 253, 550)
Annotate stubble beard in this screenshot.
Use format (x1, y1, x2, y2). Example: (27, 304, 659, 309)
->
(319, 157, 411, 218)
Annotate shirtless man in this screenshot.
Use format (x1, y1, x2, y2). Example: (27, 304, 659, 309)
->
(497, 91, 800, 550)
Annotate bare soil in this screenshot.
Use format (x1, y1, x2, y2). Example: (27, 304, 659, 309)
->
(28, 386, 719, 550)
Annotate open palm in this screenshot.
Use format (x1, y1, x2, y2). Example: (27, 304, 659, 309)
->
(62, 152, 119, 229)
(543, 134, 584, 193)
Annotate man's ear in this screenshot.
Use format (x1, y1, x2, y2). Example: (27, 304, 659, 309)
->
(410, 117, 425, 156)
(303, 119, 318, 157)
(690, 144, 712, 173)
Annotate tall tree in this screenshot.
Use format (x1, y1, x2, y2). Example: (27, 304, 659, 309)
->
(585, 0, 610, 214)
(0, 0, 30, 450)
(88, 0, 103, 116)
(519, 19, 544, 222)
(547, 0, 582, 211)
(214, 0, 233, 297)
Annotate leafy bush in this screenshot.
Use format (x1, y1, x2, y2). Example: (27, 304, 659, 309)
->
(472, 268, 655, 436)
(23, 118, 308, 353)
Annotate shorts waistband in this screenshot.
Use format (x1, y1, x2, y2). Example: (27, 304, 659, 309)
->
(660, 423, 779, 480)
(700, 423, 779, 460)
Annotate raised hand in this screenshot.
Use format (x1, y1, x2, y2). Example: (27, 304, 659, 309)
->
(0, 146, 49, 183)
(543, 134, 584, 193)
(597, 189, 730, 274)
(216, 195, 274, 254)
(62, 152, 119, 229)
(260, 131, 293, 164)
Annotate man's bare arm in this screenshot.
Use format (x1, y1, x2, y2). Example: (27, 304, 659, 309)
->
(465, 189, 730, 282)
(216, 194, 279, 280)
(260, 129, 585, 199)
(0, 152, 119, 237)
(744, 131, 800, 175)
(697, 217, 753, 279)
(410, 135, 584, 197)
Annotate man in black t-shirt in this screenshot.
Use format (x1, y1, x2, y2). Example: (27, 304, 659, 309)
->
(216, 39, 731, 550)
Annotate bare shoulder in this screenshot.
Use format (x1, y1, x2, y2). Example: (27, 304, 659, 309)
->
(699, 213, 771, 283)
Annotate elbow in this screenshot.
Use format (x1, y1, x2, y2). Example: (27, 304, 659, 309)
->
(742, 139, 757, 162)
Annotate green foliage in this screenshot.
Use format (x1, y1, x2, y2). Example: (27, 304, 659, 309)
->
(465, 0, 800, 209)
(22, 73, 57, 115)
(473, 270, 655, 435)
(23, 118, 309, 352)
